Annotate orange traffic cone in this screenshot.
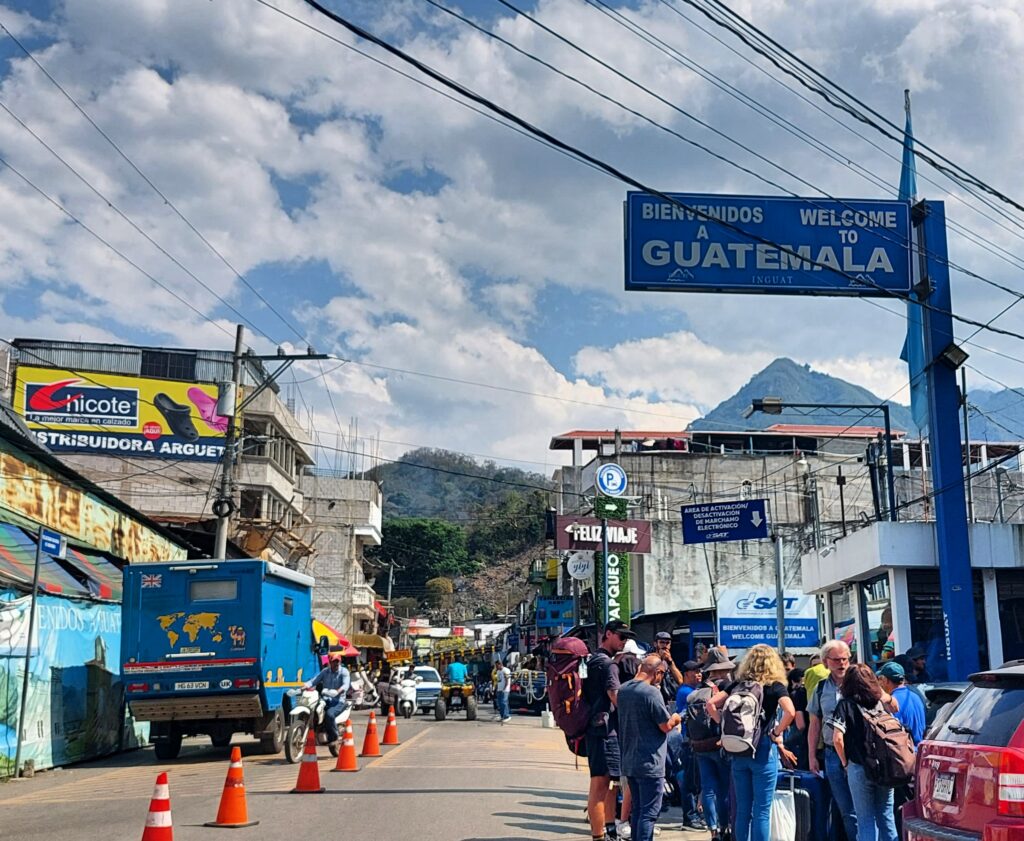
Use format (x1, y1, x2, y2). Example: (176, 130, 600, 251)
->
(204, 746, 259, 827)
(291, 728, 325, 793)
(360, 711, 381, 757)
(332, 719, 359, 772)
(382, 705, 400, 746)
(141, 771, 173, 841)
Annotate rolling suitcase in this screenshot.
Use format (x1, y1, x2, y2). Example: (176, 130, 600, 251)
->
(777, 770, 831, 841)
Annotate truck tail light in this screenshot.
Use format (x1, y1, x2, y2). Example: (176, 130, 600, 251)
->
(234, 678, 258, 689)
(998, 750, 1024, 817)
(127, 682, 149, 693)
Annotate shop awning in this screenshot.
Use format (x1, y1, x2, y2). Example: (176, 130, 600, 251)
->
(312, 618, 359, 657)
(61, 546, 123, 601)
(0, 523, 89, 596)
(351, 633, 395, 652)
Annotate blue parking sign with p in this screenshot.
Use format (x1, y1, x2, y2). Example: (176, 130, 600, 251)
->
(596, 463, 627, 497)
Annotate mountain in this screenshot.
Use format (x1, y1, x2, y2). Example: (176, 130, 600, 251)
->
(365, 447, 553, 520)
(964, 387, 1024, 442)
(690, 357, 917, 433)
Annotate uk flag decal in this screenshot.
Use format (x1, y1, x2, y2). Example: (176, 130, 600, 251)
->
(141, 574, 163, 589)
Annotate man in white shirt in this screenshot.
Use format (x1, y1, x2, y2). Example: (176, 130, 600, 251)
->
(495, 660, 512, 723)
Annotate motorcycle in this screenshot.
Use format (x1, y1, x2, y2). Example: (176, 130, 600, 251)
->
(284, 686, 351, 763)
(397, 673, 420, 719)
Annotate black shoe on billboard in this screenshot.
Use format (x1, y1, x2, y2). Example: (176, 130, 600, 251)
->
(155, 393, 199, 441)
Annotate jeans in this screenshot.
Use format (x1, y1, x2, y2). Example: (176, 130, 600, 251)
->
(696, 750, 731, 832)
(673, 742, 700, 823)
(323, 695, 343, 741)
(496, 691, 510, 719)
(627, 776, 664, 841)
(731, 738, 779, 841)
(826, 747, 859, 841)
(846, 762, 898, 841)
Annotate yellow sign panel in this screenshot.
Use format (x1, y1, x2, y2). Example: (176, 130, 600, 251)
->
(13, 365, 232, 463)
(385, 649, 413, 662)
(546, 557, 560, 580)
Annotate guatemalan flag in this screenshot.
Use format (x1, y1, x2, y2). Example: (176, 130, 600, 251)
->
(898, 90, 928, 436)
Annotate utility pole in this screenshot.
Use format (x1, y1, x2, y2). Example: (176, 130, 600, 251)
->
(212, 326, 331, 560)
(837, 466, 848, 537)
(961, 367, 975, 523)
(214, 325, 245, 559)
(774, 532, 786, 655)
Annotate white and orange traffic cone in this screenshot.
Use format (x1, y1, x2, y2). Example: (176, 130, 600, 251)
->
(382, 705, 400, 746)
(331, 719, 359, 772)
(141, 771, 173, 841)
(205, 745, 259, 827)
(291, 728, 326, 794)
(360, 710, 381, 757)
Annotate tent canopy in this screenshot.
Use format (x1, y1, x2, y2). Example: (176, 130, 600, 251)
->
(312, 618, 359, 657)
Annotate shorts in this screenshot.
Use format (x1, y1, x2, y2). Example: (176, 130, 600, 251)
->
(585, 728, 621, 779)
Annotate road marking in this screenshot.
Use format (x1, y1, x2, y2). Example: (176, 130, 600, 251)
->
(368, 727, 431, 767)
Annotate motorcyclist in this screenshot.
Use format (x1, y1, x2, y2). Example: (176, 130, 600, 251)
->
(304, 653, 350, 743)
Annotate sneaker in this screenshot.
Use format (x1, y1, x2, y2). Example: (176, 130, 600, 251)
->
(615, 820, 631, 840)
(501, 716, 512, 722)
(652, 828, 661, 836)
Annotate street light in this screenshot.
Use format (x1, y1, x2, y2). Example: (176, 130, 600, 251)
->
(745, 397, 898, 523)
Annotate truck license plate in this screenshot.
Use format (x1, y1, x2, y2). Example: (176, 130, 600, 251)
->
(933, 773, 955, 802)
(174, 681, 209, 691)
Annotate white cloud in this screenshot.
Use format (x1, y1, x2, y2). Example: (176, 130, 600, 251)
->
(0, 0, 1023, 468)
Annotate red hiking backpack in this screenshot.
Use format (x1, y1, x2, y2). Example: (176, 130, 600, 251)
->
(545, 636, 591, 755)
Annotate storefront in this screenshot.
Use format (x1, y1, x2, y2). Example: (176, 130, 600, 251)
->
(802, 521, 1024, 680)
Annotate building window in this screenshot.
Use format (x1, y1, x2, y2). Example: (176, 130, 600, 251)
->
(861, 574, 893, 667)
(140, 349, 197, 381)
(907, 569, 989, 680)
(997, 569, 1024, 663)
(240, 489, 263, 519)
(829, 586, 858, 661)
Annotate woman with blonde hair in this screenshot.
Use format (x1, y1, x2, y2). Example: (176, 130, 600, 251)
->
(711, 645, 796, 841)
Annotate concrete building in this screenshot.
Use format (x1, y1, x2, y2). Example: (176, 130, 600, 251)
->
(549, 425, 1024, 658)
(298, 471, 383, 638)
(3, 339, 315, 567)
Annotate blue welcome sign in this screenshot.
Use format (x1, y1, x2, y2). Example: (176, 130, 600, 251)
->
(624, 192, 912, 296)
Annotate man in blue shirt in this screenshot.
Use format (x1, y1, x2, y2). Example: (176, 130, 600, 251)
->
(671, 660, 704, 830)
(445, 656, 469, 684)
(304, 654, 350, 743)
(877, 661, 926, 743)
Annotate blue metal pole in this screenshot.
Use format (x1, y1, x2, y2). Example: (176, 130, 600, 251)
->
(917, 200, 980, 680)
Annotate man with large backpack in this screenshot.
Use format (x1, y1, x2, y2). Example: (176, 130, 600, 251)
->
(583, 620, 633, 841)
(687, 659, 734, 841)
(671, 660, 706, 831)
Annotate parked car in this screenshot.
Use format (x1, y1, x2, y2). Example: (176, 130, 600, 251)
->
(920, 681, 969, 729)
(903, 661, 1024, 840)
(509, 671, 547, 714)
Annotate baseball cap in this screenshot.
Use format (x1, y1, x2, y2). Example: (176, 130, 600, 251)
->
(622, 639, 644, 656)
(655, 631, 672, 642)
(682, 659, 701, 673)
(604, 619, 636, 639)
(907, 645, 927, 660)
(878, 661, 906, 681)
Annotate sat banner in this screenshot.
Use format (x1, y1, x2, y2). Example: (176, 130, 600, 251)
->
(717, 588, 820, 649)
(13, 365, 233, 463)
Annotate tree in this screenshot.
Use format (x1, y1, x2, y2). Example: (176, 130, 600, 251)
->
(424, 577, 454, 609)
(466, 490, 547, 562)
(365, 517, 472, 597)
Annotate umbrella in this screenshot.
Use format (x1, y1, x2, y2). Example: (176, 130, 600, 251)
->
(312, 618, 360, 658)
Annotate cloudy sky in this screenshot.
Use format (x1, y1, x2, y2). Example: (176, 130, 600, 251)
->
(1, 0, 1023, 471)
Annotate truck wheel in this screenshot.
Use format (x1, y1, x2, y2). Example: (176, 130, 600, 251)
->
(284, 719, 308, 764)
(434, 699, 447, 721)
(154, 731, 182, 761)
(466, 696, 478, 721)
(259, 709, 285, 755)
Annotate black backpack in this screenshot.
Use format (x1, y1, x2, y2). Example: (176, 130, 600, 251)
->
(686, 685, 720, 751)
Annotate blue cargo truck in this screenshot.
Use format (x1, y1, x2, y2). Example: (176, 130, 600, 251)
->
(121, 559, 324, 760)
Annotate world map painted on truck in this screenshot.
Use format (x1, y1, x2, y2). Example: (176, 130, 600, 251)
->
(157, 612, 222, 648)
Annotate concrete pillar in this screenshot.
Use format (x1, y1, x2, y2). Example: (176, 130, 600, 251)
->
(982, 568, 1004, 669)
(981, 444, 989, 467)
(902, 443, 911, 470)
(889, 567, 912, 657)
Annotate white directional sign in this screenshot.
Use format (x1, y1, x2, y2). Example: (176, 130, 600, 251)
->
(596, 463, 628, 497)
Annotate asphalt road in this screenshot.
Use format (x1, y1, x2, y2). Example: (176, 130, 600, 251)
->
(0, 710, 710, 841)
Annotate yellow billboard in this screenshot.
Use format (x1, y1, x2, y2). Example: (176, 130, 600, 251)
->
(13, 365, 231, 463)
